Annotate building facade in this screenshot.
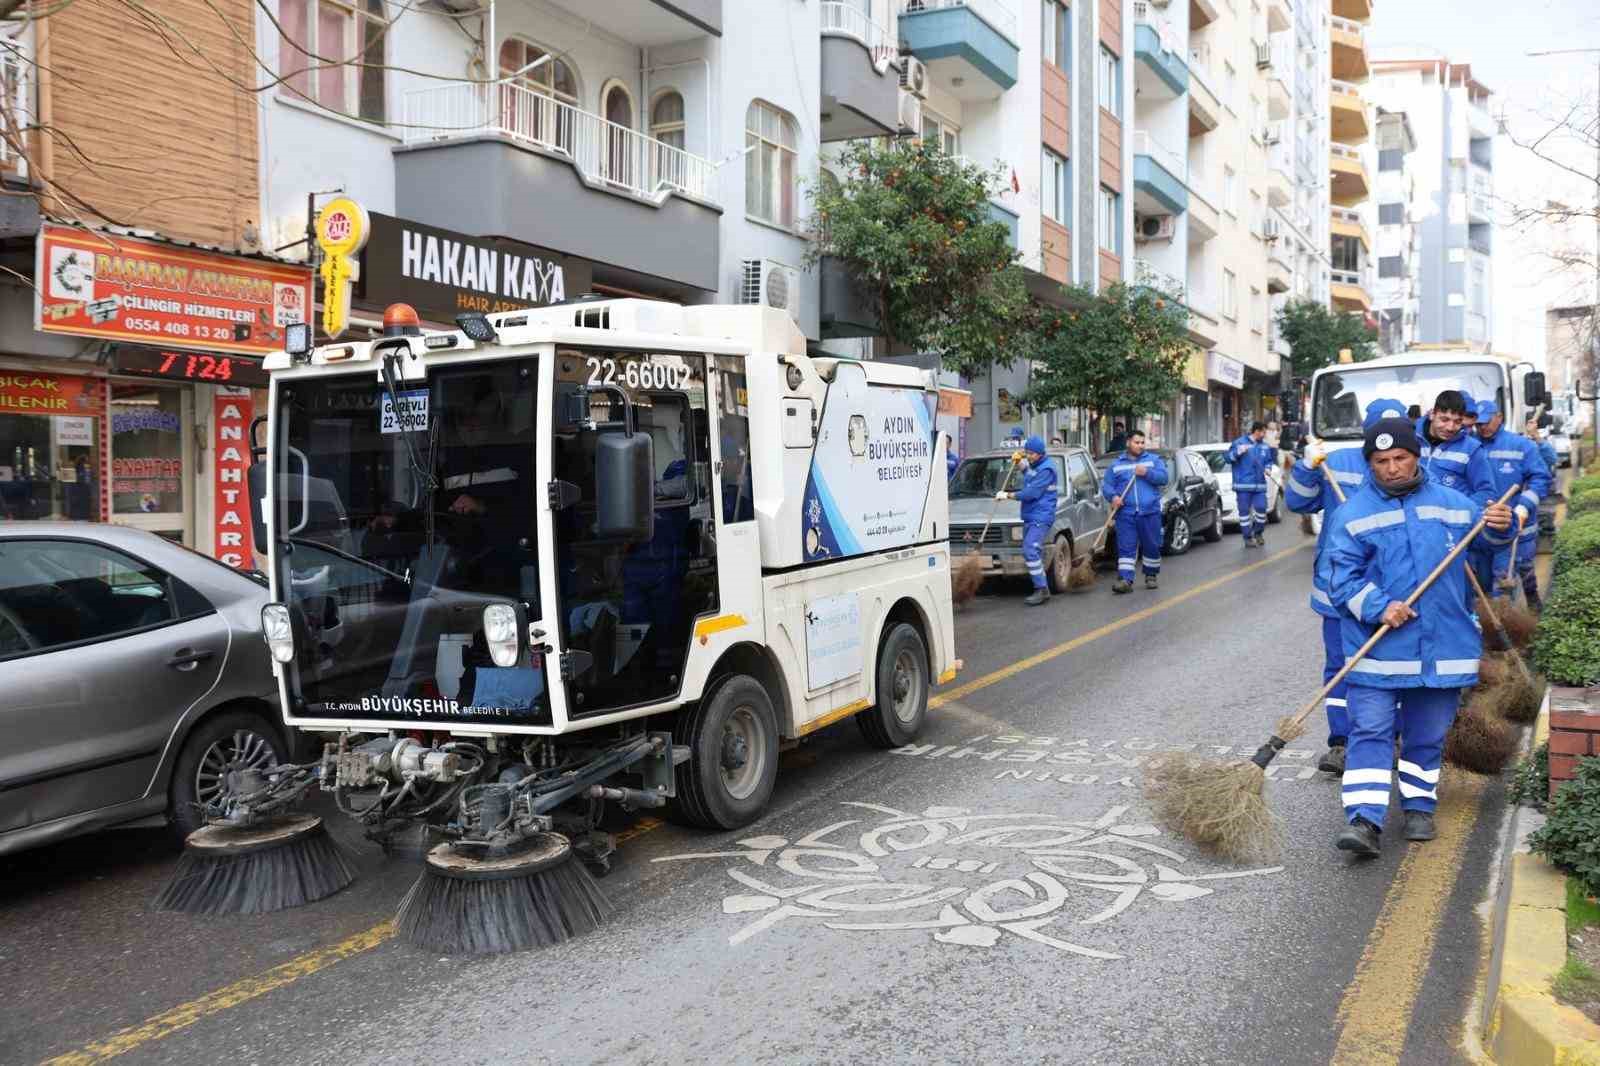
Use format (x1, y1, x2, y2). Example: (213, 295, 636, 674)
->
(1369, 56, 1497, 350)
(1373, 106, 1418, 355)
(1328, 0, 1372, 321)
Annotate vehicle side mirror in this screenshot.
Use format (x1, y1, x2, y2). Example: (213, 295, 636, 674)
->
(247, 461, 268, 556)
(594, 429, 654, 540)
(556, 383, 592, 430)
(1279, 424, 1302, 453)
(1524, 372, 1548, 410)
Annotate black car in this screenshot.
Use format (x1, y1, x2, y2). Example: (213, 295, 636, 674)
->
(1093, 448, 1224, 555)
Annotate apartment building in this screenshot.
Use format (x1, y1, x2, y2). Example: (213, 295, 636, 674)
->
(1370, 56, 1497, 350)
(1328, 0, 1372, 322)
(1546, 305, 1595, 400)
(1373, 106, 1418, 354)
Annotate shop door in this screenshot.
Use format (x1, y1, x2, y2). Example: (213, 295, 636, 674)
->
(109, 382, 194, 544)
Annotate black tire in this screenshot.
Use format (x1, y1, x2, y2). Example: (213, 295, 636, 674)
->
(1165, 513, 1193, 555)
(858, 623, 930, 749)
(667, 675, 779, 830)
(1046, 534, 1075, 594)
(168, 710, 286, 841)
(1202, 510, 1223, 542)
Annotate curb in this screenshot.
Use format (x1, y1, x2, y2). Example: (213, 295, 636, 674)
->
(1483, 686, 1600, 1063)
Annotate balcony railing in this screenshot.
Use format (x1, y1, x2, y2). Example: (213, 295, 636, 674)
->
(1134, 258, 1185, 299)
(899, 0, 1018, 45)
(402, 82, 719, 206)
(1330, 78, 1363, 101)
(822, 1, 898, 69)
(1331, 268, 1366, 288)
(1133, 0, 1174, 41)
(0, 37, 29, 177)
(1332, 206, 1363, 226)
(1133, 130, 1187, 184)
(1330, 15, 1365, 38)
(1331, 143, 1364, 165)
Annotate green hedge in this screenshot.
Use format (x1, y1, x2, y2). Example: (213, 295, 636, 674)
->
(1554, 511, 1600, 578)
(1534, 564, 1600, 686)
(1572, 488, 1600, 517)
(1530, 757, 1600, 897)
(1570, 473, 1600, 499)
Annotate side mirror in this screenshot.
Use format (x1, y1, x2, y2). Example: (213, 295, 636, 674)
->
(1279, 424, 1303, 453)
(247, 461, 268, 556)
(594, 429, 654, 540)
(556, 382, 592, 430)
(1524, 372, 1548, 410)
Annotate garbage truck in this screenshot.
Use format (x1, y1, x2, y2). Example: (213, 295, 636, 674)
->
(248, 298, 958, 866)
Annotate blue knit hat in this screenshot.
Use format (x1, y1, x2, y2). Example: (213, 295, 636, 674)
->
(1364, 397, 1408, 432)
(1024, 435, 1046, 455)
(1364, 417, 1422, 460)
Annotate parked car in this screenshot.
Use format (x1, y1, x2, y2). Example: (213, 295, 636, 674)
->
(1092, 448, 1224, 555)
(1187, 442, 1284, 528)
(1549, 430, 1573, 469)
(948, 445, 1111, 592)
(0, 524, 288, 856)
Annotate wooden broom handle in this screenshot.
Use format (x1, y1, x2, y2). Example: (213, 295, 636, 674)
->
(974, 457, 1023, 545)
(1282, 482, 1521, 731)
(1464, 564, 1538, 684)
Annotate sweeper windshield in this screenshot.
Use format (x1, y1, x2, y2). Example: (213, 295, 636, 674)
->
(1312, 362, 1508, 439)
(269, 360, 551, 724)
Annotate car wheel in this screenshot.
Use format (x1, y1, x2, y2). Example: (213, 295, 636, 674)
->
(667, 674, 779, 830)
(1166, 513, 1193, 555)
(1046, 534, 1075, 594)
(1202, 510, 1223, 542)
(169, 711, 286, 841)
(858, 623, 930, 749)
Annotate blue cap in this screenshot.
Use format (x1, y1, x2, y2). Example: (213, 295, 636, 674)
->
(1477, 399, 1499, 419)
(1024, 435, 1046, 455)
(1364, 397, 1409, 432)
(1459, 390, 1477, 413)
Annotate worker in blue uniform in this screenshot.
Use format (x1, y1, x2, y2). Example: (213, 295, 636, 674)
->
(1227, 420, 1276, 548)
(1325, 417, 1514, 856)
(1100, 429, 1170, 594)
(1284, 396, 1408, 775)
(995, 435, 1058, 606)
(1476, 399, 1551, 609)
(1415, 390, 1495, 505)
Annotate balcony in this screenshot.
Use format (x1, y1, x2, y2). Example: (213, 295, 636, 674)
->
(820, 2, 901, 141)
(1190, 0, 1219, 31)
(1133, 2, 1188, 100)
(1330, 80, 1370, 144)
(1265, 58, 1290, 121)
(396, 83, 721, 293)
(1186, 296, 1220, 349)
(1331, 0, 1370, 19)
(1330, 270, 1371, 313)
(899, 0, 1019, 98)
(988, 201, 1020, 251)
(1188, 179, 1220, 242)
(1265, 128, 1292, 207)
(1330, 143, 1371, 207)
(1330, 16, 1369, 82)
(544, 0, 721, 40)
(1266, 243, 1291, 294)
(1331, 207, 1371, 254)
(1265, 0, 1291, 33)
(1188, 49, 1221, 134)
(1133, 130, 1189, 216)
(0, 38, 28, 179)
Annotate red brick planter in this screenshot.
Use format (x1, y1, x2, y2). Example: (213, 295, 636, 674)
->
(1549, 685, 1600, 800)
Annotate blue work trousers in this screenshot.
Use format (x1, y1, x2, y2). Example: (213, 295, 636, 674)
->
(1321, 616, 1350, 748)
(1115, 511, 1163, 583)
(1341, 684, 1460, 828)
(1022, 521, 1050, 590)
(1236, 490, 1267, 540)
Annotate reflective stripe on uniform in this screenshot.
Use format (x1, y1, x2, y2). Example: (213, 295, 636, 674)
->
(1332, 470, 1364, 485)
(1288, 474, 1319, 498)
(1488, 450, 1525, 460)
(1346, 510, 1406, 536)
(1415, 505, 1472, 525)
(1343, 767, 1392, 785)
(1398, 780, 1438, 799)
(444, 467, 518, 490)
(1397, 759, 1441, 783)
(1348, 658, 1423, 675)
(1348, 581, 1379, 617)
(1342, 789, 1392, 806)
(1310, 587, 1332, 606)
(1435, 658, 1479, 675)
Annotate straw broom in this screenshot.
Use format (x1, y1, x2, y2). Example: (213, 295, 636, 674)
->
(952, 455, 1021, 607)
(1067, 508, 1116, 590)
(1463, 566, 1544, 724)
(1145, 483, 1522, 863)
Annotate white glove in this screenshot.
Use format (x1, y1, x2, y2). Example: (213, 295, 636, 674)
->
(1306, 441, 1328, 467)
(995, 491, 1010, 501)
(1514, 504, 1530, 524)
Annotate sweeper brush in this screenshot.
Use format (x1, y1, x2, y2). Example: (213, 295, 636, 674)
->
(1463, 568, 1544, 723)
(952, 553, 986, 608)
(1443, 705, 1518, 774)
(1469, 671, 1544, 724)
(1475, 654, 1510, 689)
(1495, 601, 1539, 648)
(396, 832, 610, 954)
(155, 815, 357, 915)
(1068, 512, 1117, 591)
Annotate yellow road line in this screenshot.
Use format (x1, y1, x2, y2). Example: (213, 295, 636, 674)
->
(931, 541, 1313, 709)
(1329, 772, 1490, 1066)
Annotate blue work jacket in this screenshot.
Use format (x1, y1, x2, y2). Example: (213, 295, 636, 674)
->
(1414, 418, 1495, 506)
(1227, 435, 1276, 492)
(1015, 457, 1058, 525)
(1284, 446, 1369, 619)
(1100, 451, 1169, 516)
(1325, 471, 1514, 690)
(1476, 427, 1550, 538)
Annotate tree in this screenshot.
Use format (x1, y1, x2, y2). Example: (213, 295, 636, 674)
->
(1023, 281, 1191, 452)
(1276, 299, 1377, 377)
(808, 139, 1030, 373)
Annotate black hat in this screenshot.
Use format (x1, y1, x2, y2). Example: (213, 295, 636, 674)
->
(1363, 417, 1421, 461)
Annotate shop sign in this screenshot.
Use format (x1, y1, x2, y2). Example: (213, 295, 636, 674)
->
(35, 223, 313, 357)
(0, 371, 104, 416)
(115, 346, 271, 388)
(54, 416, 93, 446)
(1206, 352, 1245, 389)
(937, 388, 973, 418)
(1183, 350, 1209, 391)
(213, 390, 254, 569)
(315, 197, 370, 339)
(359, 213, 592, 323)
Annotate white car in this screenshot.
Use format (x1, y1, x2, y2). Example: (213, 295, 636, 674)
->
(1189, 442, 1283, 529)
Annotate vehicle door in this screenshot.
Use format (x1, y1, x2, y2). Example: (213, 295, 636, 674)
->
(1064, 452, 1106, 545)
(0, 538, 226, 833)
(1049, 455, 1074, 539)
(1187, 452, 1222, 526)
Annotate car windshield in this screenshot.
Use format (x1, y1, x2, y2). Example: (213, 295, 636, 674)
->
(950, 457, 1023, 497)
(1197, 450, 1230, 473)
(1313, 363, 1507, 439)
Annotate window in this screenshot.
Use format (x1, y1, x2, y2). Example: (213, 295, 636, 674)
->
(651, 91, 686, 150)
(1042, 148, 1068, 224)
(1378, 255, 1404, 278)
(1097, 186, 1121, 254)
(0, 540, 186, 658)
(1042, 1, 1070, 71)
(1098, 47, 1121, 118)
(1252, 286, 1264, 333)
(1066, 453, 1097, 498)
(278, 0, 387, 122)
(1378, 202, 1404, 225)
(746, 100, 799, 228)
(1250, 191, 1263, 235)
(1331, 234, 1361, 272)
(1222, 62, 1236, 108)
(1378, 148, 1404, 172)
(922, 111, 960, 155)
(1223, 166, 1237, 215)
(1222, 269, 1237, 318)
(499, 38, 580, 150)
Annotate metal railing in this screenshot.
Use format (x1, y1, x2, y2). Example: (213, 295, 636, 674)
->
(0, 37, 28, 176)
(1331, 268, 1366, 288)
(1133, 130, 1188, 184)
(1330, 78, 1363, 100)
(821, 1, 899, 70)
(1332, 206, 1364, 226)
(1330, 15, 1365, 38)
(401, 82, 719, 206)
(899, 0, 1018, 46)
(1134, 258, 1184, 299)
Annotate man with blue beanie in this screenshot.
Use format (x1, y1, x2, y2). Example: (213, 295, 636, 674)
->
(1101, 429, 1169, 593)
(1476, 399, 1551, 609)
(1284, 396, 1408, 775)
(1228, 420, 1276, 548)
(995, 435, 1058, 606)
(1325, 417, 1515, 856)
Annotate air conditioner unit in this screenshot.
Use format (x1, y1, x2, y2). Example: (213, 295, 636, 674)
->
(1255, 43, 1272, 69)
(1262, 217, 1281, 240)
(897, 90, 923, 134)
(1135, 214, 1176, 243)
(741, 259, 802, 325)
(899, 57, 929, 98)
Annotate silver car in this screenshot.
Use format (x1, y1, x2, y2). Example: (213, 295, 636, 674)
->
(0, 524, 287, 856)
(948, 446, 1111, 592)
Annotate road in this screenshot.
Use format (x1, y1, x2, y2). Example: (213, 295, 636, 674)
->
(0, 521, 1515, 1066)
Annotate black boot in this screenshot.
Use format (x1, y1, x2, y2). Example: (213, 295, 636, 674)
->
(1403, 810, 1436, 842)
(1024, 587, 1049, 606)
(1112, 579, 1133, 594)
(1336, 818, 1382, 857)
(1145, 574, 1159, 590)
(1317, 745, 1347, 774)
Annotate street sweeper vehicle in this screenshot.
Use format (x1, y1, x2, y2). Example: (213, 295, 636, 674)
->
(157, 298, 958, 952)
(1308, 349, 1550, 445)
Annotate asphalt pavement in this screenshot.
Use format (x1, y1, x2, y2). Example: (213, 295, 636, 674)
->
(0, 521, 1513, 1066)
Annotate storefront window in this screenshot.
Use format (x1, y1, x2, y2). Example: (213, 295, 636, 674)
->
(0, 373, 101, 522)
(110, 382, 189, 540)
